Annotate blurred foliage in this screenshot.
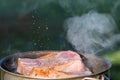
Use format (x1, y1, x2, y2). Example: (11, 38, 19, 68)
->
(0, 0, 73, 58)
(104, 49, 120, 80)
(0, 0, 41, 16)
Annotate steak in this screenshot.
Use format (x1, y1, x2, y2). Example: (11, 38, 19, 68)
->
(17, 51, 91, 78)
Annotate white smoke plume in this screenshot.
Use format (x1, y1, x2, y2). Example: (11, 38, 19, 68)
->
(65, 11, 120, 54)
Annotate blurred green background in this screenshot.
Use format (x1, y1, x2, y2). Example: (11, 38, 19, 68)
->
(0, 0, 120, 80)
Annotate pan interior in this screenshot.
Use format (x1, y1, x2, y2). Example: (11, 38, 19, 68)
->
(0, 51, 111, 77)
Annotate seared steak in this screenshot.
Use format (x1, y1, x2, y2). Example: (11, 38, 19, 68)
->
(17, 51, 91, 78)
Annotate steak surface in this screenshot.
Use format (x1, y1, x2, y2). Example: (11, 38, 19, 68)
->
(17, 51, 91, 78)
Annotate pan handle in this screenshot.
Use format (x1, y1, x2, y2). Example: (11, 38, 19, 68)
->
(81, 74, 110, 80)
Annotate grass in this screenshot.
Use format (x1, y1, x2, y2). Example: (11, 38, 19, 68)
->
(103, 50, 120, 80)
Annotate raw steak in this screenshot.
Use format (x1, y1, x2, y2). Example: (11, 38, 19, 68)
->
(17, 51, 91, 78)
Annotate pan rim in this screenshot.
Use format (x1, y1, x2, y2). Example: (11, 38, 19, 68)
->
(0, 50, 112, 79)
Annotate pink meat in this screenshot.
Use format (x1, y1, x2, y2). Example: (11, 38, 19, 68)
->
(17, 51, 91, 78)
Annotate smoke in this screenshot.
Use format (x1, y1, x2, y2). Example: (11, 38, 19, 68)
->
(111, 0, 120, 24)
(65, 11, 120, 54)
(0, 0, 55, 17)
(58, 0, 115, 16)
(58, 0, 97, 16)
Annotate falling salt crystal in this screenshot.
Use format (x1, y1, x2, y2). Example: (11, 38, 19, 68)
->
(39, 45, 43, 48)
(38, 40, 40, 42)
(32, 15, 35, 18)
(48, 38, 49, 40)
(38, 26, 41, 29)
(46, 27, 48, 30)
(33, 22, 35, 25)
(34, 43, 37, 45)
